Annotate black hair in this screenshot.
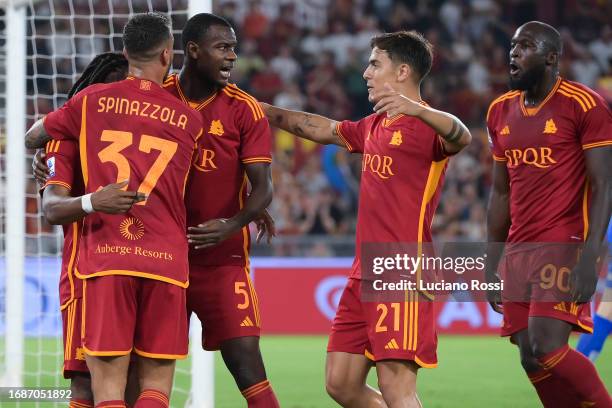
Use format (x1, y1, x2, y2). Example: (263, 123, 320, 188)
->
(68, 52, 128, 98)
(181, 13, 232, 50)
(122, 12, 172, 61)
(370, 31, 433, 83)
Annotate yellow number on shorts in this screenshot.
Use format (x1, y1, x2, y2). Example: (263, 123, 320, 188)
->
(539, 264, 571, 293)
(376, 303, 401, 333)
(235, 282, 250, 310)
(97, 130, 178, 205)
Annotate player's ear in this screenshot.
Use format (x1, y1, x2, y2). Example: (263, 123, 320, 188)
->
(545, 51, 558, 67)
(396, 63, 411, 83)
(186, 41, 199, 60)
(161, 46, 172, 69)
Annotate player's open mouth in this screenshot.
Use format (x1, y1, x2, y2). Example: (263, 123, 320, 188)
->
(220, 68, 231, 79)
(509, 62, 520, 76)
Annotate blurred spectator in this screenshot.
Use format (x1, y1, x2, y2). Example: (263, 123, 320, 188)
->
(270, 45, 301, 84)
(242, 0, 269, 41)
(589, 25, 612, 74)
(571, 51, 601, 88)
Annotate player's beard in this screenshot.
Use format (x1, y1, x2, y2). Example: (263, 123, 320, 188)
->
(509, 63, 546, 91)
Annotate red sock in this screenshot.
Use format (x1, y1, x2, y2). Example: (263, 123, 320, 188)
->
(95, 401, 126, 408)
(133, 389, 169, 408)
(528, 368, 580, 408)
(241, 380, 280, 408)
(538, 344, 612, 407)
(70, 399, 94, 408)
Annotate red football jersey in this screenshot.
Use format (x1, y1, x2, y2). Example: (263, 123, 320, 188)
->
(43, 76, 204, 287)
(162, 74, 272, 267)
(337, 111, 451, 279)
(487, 78, 612, 243)
(41, 139, 83, 309)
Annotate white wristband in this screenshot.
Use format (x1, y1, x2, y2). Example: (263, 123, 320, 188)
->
(81, 193, 95, 214)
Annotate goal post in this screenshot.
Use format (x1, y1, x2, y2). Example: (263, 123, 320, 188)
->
(0, 0, 214, 405)
(3, 0, 27, 388)
(184, 1, 214, 406)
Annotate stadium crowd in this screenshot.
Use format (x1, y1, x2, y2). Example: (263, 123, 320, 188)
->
(25, 0, 612, 254)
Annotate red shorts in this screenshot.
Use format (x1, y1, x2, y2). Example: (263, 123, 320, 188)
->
(187, 265, 260, 351)
(500, 246, 593, 336)
(61, 298, 88, 378)
(327, 278, 437, 367)
(82, 275, 188, 359)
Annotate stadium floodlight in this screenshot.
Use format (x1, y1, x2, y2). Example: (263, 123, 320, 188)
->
(0, 0, 212, 406)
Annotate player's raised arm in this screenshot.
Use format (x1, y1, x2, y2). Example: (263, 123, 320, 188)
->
(485, 160, 511, 313)
(259, 102, 344, 147)
(25, 118, 53, 149)
(372, 83, 471, 153)
(571, 146, 612, 302)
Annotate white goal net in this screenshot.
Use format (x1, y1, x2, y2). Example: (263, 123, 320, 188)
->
(0, 0, 212, 406)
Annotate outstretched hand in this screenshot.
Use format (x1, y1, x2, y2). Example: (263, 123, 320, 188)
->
(372, 83, 425, 117)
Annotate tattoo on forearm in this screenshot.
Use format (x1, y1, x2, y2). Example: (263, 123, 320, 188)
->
(26, 127, 51, 149)
(291, 114, 316, 138)
(443, 120, 463, 143)
(273, 114, 284, 126)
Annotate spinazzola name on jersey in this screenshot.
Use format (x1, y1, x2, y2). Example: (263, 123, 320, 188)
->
(97, 96, 189, 130)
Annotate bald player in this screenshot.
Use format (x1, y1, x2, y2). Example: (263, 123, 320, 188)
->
(486, 21, 612, 407)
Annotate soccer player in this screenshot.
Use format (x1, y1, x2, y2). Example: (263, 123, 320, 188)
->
(25, 12, 204, 408)
(36, 52, 132, 408)
(164, 14, 278, 407)
(577, 217, 612, 362)
(261, 31, 471, 407)
(486, 21, 612, 407)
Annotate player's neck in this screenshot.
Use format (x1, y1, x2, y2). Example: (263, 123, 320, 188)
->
(399, 86, 421, 104)
(178, 68, 218, 101)
(127, 65, 165, 84)
(523, 74, 558, 107)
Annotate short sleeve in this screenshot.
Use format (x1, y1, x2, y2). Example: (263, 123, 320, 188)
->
(43, 93, 84, 141)
(579, 93, 612, 150)
(486, 106, 507, 162)
(239, 110, 272, 165)
(41, 139, 80, 192)
(432, 134, 456, 162)
(336, 117, 368, 154)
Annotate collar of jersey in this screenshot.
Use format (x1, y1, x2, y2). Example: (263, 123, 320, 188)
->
(519, 76, 562, 117)
(172, 74, 217, 111)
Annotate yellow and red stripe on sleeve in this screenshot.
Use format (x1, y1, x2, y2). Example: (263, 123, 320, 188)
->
(335, 122, 354, 152)
(582, 140, 612, 150)
(222, 85, 264, 121)
(241, 157, 272, 165)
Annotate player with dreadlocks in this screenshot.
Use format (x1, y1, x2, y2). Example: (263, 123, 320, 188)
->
(67, 52, 128, 97)
(31, 51, 141, 408)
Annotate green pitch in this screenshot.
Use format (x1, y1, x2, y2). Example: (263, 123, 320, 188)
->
(16, 335, 612, 407)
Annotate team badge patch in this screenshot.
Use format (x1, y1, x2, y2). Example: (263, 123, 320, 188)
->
(47, 156, 56, 177)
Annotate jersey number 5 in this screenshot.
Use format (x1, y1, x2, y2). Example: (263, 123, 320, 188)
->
(98, 130, 178, 205)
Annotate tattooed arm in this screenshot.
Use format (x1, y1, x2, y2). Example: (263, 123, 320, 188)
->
(372, 84, 471, 154)
(416, 106, 472, 154)
(259, 103, 344, 147)
(25, 118, 53, 149)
